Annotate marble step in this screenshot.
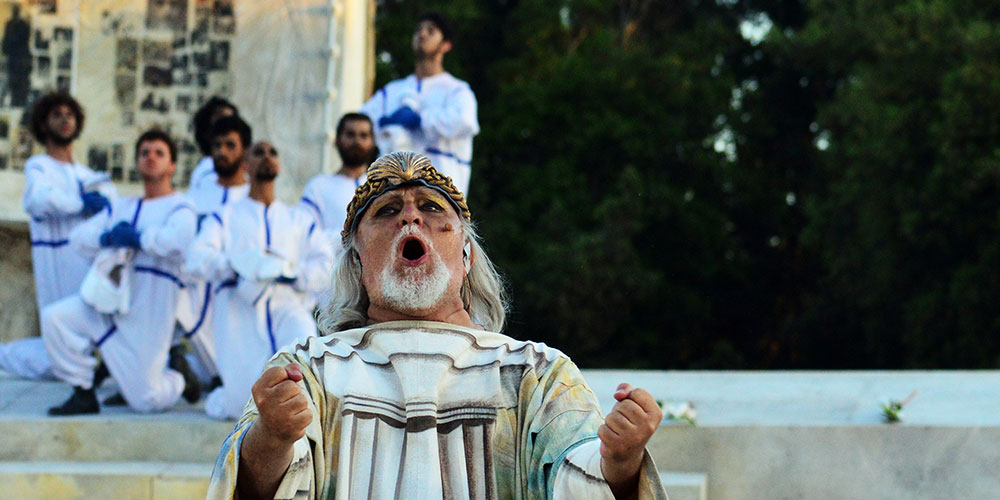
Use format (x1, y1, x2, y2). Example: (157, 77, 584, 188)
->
(0, 462, 704, 500)
(0, 374, 234, 463)
(0, 461, 212, 500)
(660, 471, 708, 500)
(0, 416, 234, 463)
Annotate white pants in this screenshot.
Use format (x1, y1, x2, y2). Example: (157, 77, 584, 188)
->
(42, 295, 184, 412)
(0, 338, 55, 380)
(175, 281, 219, 385)
(8, 242, 92, 381)
(205, 289, 317, 420)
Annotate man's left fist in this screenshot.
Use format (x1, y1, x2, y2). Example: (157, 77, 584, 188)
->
(598, 383, 663, 475)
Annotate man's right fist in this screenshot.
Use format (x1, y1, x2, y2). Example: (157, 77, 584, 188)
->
(251, 363, 313, 444)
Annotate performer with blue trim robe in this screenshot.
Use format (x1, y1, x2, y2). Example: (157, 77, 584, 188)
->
(299, 113, 377, 310)
(0, 92, 116, 381)
(187, 96, 240, 190)
(360, 12, 478, 195)
(299, 112, 377, 249)
(43, 131, 199, 415)
(179, 115, 252, 387)
(207, 153, 668, 500)
(186, 141, 333, 420)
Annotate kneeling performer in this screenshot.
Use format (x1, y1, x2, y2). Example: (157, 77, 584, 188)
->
(44, 130, 199, 415)
(185, 141, 334, 420)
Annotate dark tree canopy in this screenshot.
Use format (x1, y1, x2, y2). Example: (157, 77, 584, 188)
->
(370, 0, 1000, 369)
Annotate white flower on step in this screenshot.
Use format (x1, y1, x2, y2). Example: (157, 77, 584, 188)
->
(661, 400, 697, 426)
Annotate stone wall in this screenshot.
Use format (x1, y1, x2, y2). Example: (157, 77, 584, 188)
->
(580, 370, 1000, 500)
(646, 425, 999, 500)
(0, 222, 37, 343)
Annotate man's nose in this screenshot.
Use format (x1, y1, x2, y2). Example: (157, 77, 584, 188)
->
(399, 204, 422, 226)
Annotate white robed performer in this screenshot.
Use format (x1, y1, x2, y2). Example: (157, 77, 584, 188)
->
(179, 115, 252, 385)
(360, 12, 479, 195)
(299, 112, 378, 246)
(207, 152, 668, 500)
(186, 141, 333, 420)
(188, 96, 240, 189)
(300, 113, 378, 309)
(0, 93, 116, 381)
(43, 131, 200, 415)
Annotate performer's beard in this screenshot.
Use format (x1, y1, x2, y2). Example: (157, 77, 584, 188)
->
(379, 227, 451, 313)
(337, 143, 376, 168)
(254, 164, 278, 181)
(47, 128, 76, 146)
(213, 156, 240, 177)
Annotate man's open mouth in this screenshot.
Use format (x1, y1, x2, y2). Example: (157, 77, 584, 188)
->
(400, 236, 427, 264)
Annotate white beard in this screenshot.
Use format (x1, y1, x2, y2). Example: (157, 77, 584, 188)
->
(379, 230, 452, 312)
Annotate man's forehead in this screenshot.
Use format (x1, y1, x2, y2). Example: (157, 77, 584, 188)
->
(342, 119, 372, 135)
(416, 20, 440, 32)
(140, 139, 169, 151)
(214, 131, 240, 143)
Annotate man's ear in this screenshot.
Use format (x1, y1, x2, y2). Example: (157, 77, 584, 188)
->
(463, 241, 473, 273)
(441, 40, 453, 56)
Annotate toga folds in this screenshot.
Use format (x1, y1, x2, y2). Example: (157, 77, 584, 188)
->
(206, 320, 668, 500)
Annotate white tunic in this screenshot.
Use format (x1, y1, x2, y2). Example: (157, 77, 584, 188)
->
(361, 72, 479, 195)
(206, 321, 669, 500)
(185, 198, 333, 419)
(42, 193, 196, 412)
(186, 173, 250, 227)
(23, 153, 117, 310)
(189, 156, 217, 189)
(3, 155, 117, 381)
(181, 173, 249, 379)
(299, 173, 365, 239)
(299, 173, 365, 308)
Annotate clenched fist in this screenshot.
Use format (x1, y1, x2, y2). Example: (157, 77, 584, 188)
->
(252, 363, 313, 445)
(598, 383, 663, 496)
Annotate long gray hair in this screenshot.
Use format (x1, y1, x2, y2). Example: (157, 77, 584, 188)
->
(318, 220, 509, 333)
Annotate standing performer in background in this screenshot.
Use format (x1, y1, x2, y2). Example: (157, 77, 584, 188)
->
(188, 96, 240, 189)
(0, 92, 116, 381)
(185, 141, 333, 420)
(178, 115, 253, 387)
(361, 12, 479, 195)
(43, 130, 199, 415)
(207, 152, 668, 500)
(300, 112, 378, 309)
(300, 112, 378, 249)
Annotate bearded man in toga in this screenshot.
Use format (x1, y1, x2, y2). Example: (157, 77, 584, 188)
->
(207, 151, 668, 500)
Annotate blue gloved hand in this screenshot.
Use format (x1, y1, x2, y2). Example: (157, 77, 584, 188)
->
(81, 192, 110, 215)
(378, 106, 422, 131)
(99, 221, 141, 249)
(99, 221, 128, 247)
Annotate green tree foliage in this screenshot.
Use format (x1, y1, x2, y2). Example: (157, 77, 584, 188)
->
(792, 0, 1000, 367)
(369, 0, 1000, 368)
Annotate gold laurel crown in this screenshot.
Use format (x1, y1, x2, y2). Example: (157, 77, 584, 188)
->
(342, 151, 471, 242)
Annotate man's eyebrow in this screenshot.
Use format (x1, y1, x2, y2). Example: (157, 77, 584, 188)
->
(421, 192, 448, 206)
(370, 192, 403, 208)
